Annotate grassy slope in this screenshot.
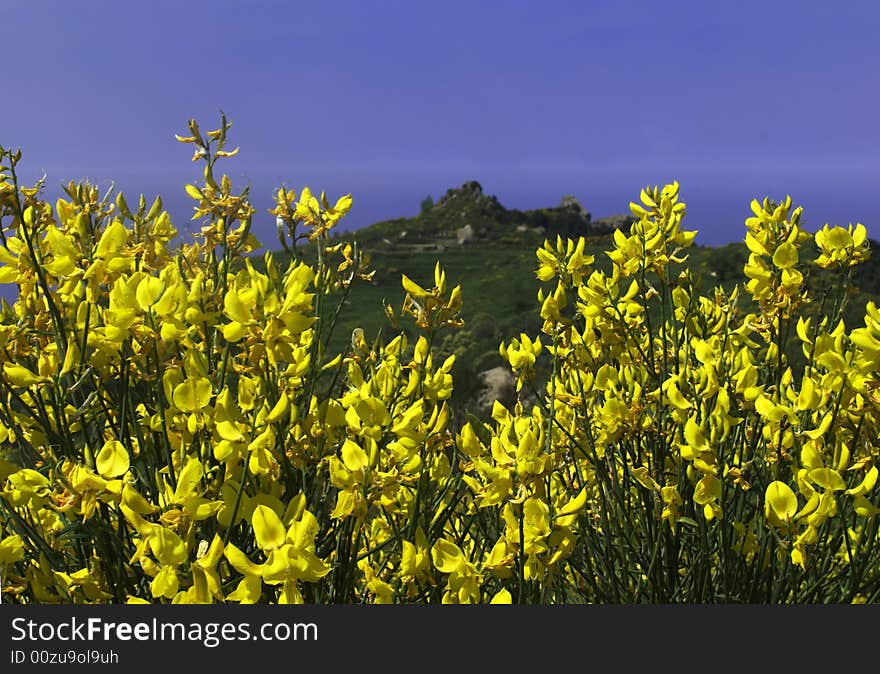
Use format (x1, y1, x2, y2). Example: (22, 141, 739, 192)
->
(266, 178, 880, 415)
(302, 233, 879, 407)
(323, 240, 546, 371)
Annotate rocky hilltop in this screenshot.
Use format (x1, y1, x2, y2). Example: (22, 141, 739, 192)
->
(349, 180, 634, 247)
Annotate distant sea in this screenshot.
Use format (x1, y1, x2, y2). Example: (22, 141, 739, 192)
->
(1, 166, 876, 302)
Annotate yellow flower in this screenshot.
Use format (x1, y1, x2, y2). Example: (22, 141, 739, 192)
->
(815, 223, 869, 268)
(95, 440, 130, 479)
(431, 538, 482, 604)
(2, 362, 47, 388)
(0, 533, 25, 564)
(765, 481, 798, 529)
(240, 504, 331, 604)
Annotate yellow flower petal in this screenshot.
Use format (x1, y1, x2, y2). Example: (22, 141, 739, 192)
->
(490, 588, 512, 604)
(266, 392, 290, 424)
(341, 438, 369, 473)
(95, 440, 130, 478)
(809, 468, 846, 492)
(431, 538, 465, 574)
(3, 362, 46, 387)
(765, 481, 798, 522)
(172, 377, 212, 412)
(148, 527, 187, 566)
(136, 276, 165, 311)
(252, 504, 286, 551)
(401, 274, 429, 298)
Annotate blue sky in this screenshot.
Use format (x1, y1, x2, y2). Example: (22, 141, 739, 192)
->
(3, 0, 878, 245)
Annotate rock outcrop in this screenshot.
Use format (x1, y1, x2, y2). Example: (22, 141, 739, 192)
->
(475, 366, 517, 415)
(559, 194, 591, 223)
(354, 180, 633, 244)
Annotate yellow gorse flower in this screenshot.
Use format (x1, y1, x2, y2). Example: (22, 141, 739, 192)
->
(814, 223, 869, 269)
(0, 119, 878, 605)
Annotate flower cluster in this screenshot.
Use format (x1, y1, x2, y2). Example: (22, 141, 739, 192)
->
(0, 120, 877, 604)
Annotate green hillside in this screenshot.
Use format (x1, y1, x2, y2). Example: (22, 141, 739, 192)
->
(271, 183, 880, 415)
